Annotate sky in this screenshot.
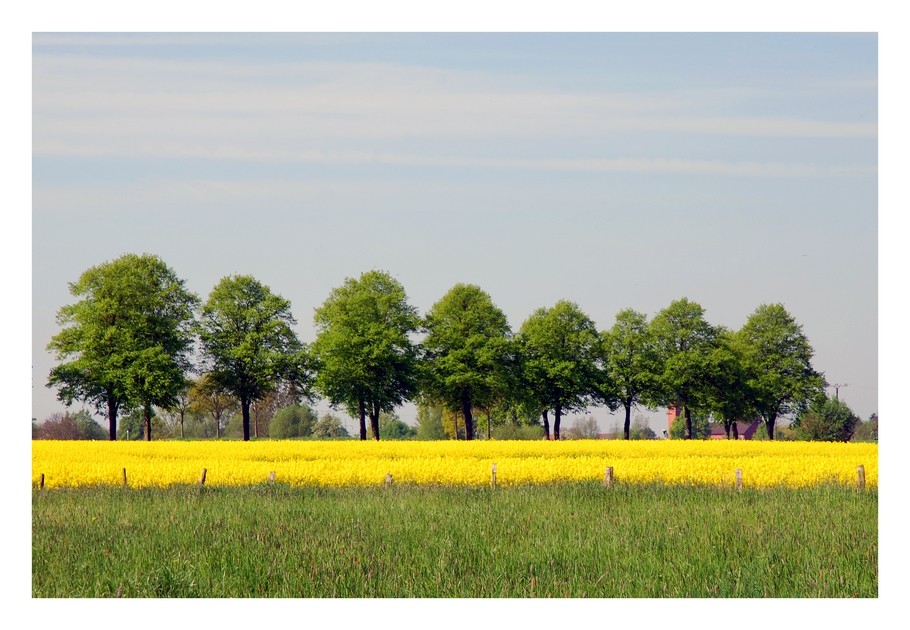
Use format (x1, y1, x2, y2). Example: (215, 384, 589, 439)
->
(31, 32, 878, 432)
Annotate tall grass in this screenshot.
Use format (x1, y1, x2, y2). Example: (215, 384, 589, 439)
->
(32, 484, 876, 598)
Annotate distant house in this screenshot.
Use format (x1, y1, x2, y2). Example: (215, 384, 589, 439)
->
(709, 419, 762, 440)
(667, 406, 762, 440)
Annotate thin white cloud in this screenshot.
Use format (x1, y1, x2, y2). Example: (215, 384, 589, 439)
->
(33, 53, 877, 162)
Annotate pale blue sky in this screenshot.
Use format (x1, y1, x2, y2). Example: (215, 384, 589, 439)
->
(31, 32, 878, 430)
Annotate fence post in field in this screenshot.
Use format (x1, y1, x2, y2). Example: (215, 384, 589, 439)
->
(603, 466, 614, 488)
(735, 469, 743, 491)
(39, 473, 45, 490)
(491, 463, 497, 488)
(857, 465, 865, 490)
(269, 471, 276, 483)
(122, 468, 128, 488)
(385, 473, 393, 487)
(199, 468, 207, 486)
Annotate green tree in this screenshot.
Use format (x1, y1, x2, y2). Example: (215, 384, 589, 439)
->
(518, 300, 600, 440)
(669, 414, 711, 439)
(46, 253, 199, 441)
(415, 402, 446, 440)
(737, 304, 825, 440)
(852, 413, 878, 442)
(312, 270, 420, 441)
(629, 415, 657, 440)
(703, 328, 755, 439)
(650, 298, 717, 440)
(188, 373, 238, 438)
(268, 404, 318, 439)
(421, 284, 512, 440)
(792, 396, 859, 442)
(196, 275, 311, 441)
(600, 308, 660, 440)
(379, 412, 417, 440)
(312, 413, 350, 439)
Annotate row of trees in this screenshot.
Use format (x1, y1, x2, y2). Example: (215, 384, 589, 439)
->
(47, 254, 828, 442)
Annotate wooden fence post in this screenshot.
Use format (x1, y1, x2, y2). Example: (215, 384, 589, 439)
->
(199, 468, 207, 486)
(384, 473, 393, 487)
(39, 473, 45, 490)
(857, 465, 865, 490)
(491, 463, 497, 488)
(735, 469, 743, 491)
(269, 471, 276, 483)
(603, 466, 614, 488)
(122, 468, 128, 488)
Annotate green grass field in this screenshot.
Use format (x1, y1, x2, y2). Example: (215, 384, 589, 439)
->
(32, 483, 877, 598)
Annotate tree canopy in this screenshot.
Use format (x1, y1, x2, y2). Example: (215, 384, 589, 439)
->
(421, 284, 512, 440)
(196, 275, 310, 441)
(312, 270, 419, 441)
(46, 253, 199, 440)
(737, 303, 826, 440)
(518, 300, 600, 440)
(600, 308, 660, 440)
(650, 298, 717, 439)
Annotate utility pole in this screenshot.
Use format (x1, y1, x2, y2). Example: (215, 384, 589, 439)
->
(832, 383, 848, 401)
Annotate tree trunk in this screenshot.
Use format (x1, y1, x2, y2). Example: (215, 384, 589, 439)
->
(241, 398, 251, 441)
(553, 405, 562, 441)
(214, 411, 221, 438)
(461, 394, 474, 441)
(179, 410, 185, 439)
(542, 410, 550, 440)
(107, 397, 118, 441)
(724, 420, 732, 439)
(144, 403, 152, 441)
(765, 414, 776, 441)
(732, 421, 739, 440)
(369, 402, 380, 441)
(623, 401, 632, 440)
(684, 405, 692, 440)
(358, 398, 367, 441)
(486, 409, 492, 440)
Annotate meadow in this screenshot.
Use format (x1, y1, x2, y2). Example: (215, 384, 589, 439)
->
(32, 440, 878, 598)
(32, 483, 877, 597)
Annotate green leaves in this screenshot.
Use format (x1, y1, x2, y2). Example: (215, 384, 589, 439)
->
(197, 275, 309, 440)
(46, 253, 199, 439)
(311, 270, 420, 439)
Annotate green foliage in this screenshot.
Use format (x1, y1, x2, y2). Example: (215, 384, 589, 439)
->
(490, 424, 546, 440)
(46, 253, 199, 440)
(188, 373, 238, 438)
(378, 415, 417, 440)
(852, 413, 878, 442)
(268, 405, 318, 439)
(197, 275, 311, 441)
(117, 407, 171, 440)
(600, 309, 660, 439)
(669, 414, 711, 439)
(793, 396, 859, 442)
(518, 300, 600, 439)
(737, 303, 825, 440)
(415, 403, 446, 440)
(33, 485, 878, 597)
(421, 284, 513, 440)
(629, 415, 657, 440)
(312, 270, 420, 440)
(650, 298, 717, 439)
(311, 413, 350, 439)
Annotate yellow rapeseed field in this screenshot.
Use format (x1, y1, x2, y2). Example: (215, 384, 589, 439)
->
(32, 439, 877, 489)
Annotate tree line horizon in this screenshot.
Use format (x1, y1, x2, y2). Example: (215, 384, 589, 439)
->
(46, 253, 829, 443)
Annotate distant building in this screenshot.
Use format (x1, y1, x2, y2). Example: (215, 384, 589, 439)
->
(667, 406, 762, 440)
